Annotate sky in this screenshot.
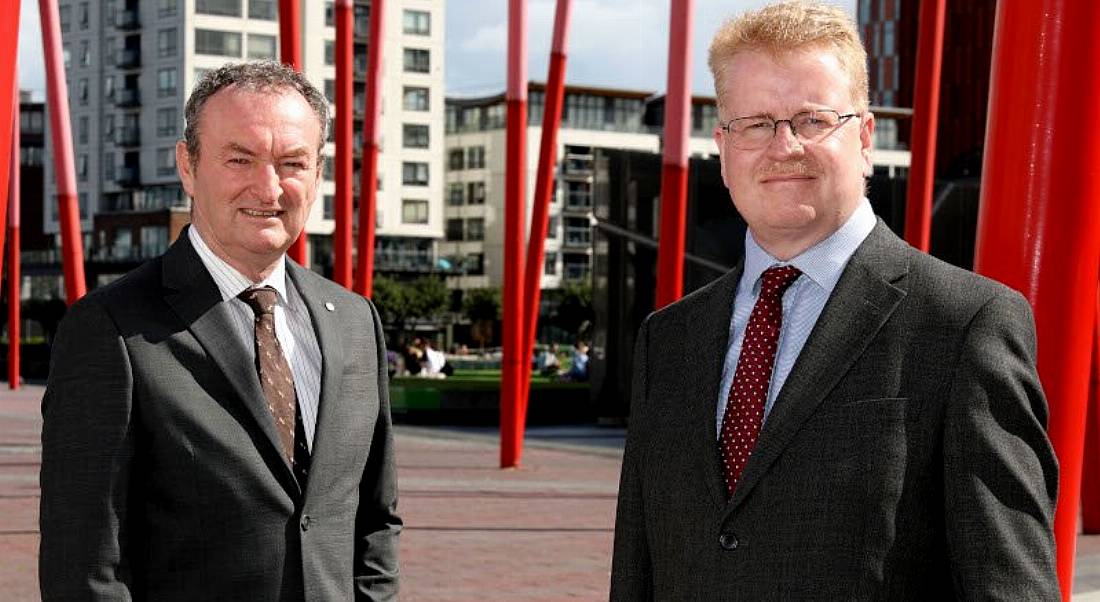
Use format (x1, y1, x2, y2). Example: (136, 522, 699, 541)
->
(18, 0, 857, 100)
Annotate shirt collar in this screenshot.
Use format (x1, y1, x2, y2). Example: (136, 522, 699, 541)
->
(742, 198, 876, 294)
(188, 225, 290, 306)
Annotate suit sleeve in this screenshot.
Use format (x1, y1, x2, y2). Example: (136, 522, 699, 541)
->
(943, 290, 1060, 600)
(40, 297, 136, 601)
(610, 316, 653, 600)
(354, 298, 402, 601)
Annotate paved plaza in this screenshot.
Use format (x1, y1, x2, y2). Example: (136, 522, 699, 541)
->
(3, 384, 1100, 600)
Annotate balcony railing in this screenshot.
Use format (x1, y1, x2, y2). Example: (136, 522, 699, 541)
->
(115, 126, 140, 147)
(116, 88, 141, 108)
(116, 48, 141, 69)
(115, 166, 140, 188)
(116, 9, 140, 30)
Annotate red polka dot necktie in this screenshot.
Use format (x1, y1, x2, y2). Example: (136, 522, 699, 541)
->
(720, 265, 802, 498)
(238, 286, 311, 488)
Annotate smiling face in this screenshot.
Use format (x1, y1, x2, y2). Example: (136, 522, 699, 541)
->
(177, 85, 322, 281)
(714, 47, 874, 259)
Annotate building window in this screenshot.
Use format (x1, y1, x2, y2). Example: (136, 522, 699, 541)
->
(466, 146, 486, 169)
(141, 226, 169, 257)
(78, 154, 88, 182)
(157, 148, 176, 176)
(158, 68, 178, 98)
(196, 29, 243, 57)
(196, 0, 242, 17)
(156, 108, 177, 137)
(467, 181, 486, 205)
(354, 5, 370, 35)
(80, 41, 91, 67)
(402, 162, 428, 186)
(323, 79, 335, 103)
(403, 48, 430, 73)
(323, 195, 334, 220)
(565, 217, 591, 245)
(159, 0, 179, 18)
(547, 215, 559, 239)
(247, 34, 277, 59)
(78, 116, 89, 145)
(158, 29, 177, 58)
(59, 6, 71, 32)
(445, 218, 463, 241)
(324, 41, 335, 66)
(104, 153, 115, 180)
(402, 199, 429, 224)
(566, 181, 591, 209)
(466, 253, 485, 275)
(248, 0, 277, 20)
(403, 87, 429, 111)
(402, 124, 429, 148)
(104, 74, 116, 100)
(403, 10, 430, 35)
(78, 2, 90, 28)
(466, 218, 485, 241)
(103, 114, 115, 139)
(447, 183, 464, 206)
(448, 149, 464, 170)
(544, 252, 558, 276)
(324, 1, 334, 27)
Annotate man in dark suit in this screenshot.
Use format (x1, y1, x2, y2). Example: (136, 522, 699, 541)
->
(39, 62, 400, 600)
(611, 2, 1059, 599)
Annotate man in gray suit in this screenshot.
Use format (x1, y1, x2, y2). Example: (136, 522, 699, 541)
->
(611, 2, 1059, 599)
(40, 62, 400, 600)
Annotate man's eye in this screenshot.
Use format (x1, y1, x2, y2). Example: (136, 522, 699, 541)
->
(284, 161, 308, 170)
(228, 157, 250, 165)
(744, 121, 773, 130)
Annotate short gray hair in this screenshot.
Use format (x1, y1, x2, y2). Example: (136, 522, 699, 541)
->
(183, 61, 329, 163)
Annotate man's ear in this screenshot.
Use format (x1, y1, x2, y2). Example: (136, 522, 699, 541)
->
(176, 141, 195, 197)
(860, 112, 875, 177)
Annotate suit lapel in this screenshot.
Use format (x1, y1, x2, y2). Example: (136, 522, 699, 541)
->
(687, 265, 744, 511)
(161, 231, 298, 492)
(728, 222, 910, 511)
(286, 263, 347, 500)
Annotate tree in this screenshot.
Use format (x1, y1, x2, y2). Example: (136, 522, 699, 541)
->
(462, 287, 501, 350)
(551, 281, 594, 341)
(371, 276, 450, 341)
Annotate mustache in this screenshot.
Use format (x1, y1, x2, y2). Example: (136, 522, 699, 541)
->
(758, 159, 820, 180)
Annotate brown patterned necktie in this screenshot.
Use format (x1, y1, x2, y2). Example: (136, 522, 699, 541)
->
(238, 286, 311, 488)
(719, 265, 802, 498)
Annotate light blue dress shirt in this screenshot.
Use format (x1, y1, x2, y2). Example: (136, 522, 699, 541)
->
(716, 199, 877, 436)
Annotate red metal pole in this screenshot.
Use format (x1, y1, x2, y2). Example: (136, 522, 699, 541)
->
(500, 0, 528, 469)
(8, 87, 18, 390)
(332, 0, 353, 288)
(519, 0, 571, 436)
(903, 0, 945, 252)
(279, 0, 308, 265)
(354, 0, 384, 298)
(0, 23, 16, 286)
(1082, 289, 1100, 532)
(972, 1, 1100, 597)
(654, 0, 693, 310)
(39, 0, 85, 304)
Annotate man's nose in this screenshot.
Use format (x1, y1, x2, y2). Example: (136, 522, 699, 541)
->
(252, 163, 283, 203)
(766, 121, 805, 158)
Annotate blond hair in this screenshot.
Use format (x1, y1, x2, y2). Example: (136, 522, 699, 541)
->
(708, 1, 869, 116)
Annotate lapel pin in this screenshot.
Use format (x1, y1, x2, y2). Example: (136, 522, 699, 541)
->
(325, 302, 335, 312)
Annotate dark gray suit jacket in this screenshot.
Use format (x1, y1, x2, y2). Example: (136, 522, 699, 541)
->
(611, 222, 1059, 600)
(40, 231, 401, 601)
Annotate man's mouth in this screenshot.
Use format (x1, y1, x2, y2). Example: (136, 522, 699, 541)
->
(242, 209, 281, 218)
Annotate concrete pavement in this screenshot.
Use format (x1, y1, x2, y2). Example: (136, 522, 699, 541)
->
(3, 384, 1099, 600)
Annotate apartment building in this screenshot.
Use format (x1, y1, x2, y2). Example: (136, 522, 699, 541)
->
(46, 0, 444, 285)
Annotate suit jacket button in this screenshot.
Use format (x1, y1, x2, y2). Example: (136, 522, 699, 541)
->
(301, 515, 312, 532)
(719, 533, 739, 551)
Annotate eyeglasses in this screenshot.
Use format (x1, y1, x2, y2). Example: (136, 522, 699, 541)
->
(720, 109, 860, 150)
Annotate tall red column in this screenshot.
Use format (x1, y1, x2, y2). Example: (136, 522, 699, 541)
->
(279, 0, 308, 265)
(332, 0, 353, 288)
(7, 90, 18, 390)
(500, 0, 528, 468)
(654, 0, 693, 309)
(519, 0, 572, 435)
(40, 0, 85, 304)
(354, 0, 385, 298)
(972, 1, 1100, 597)
(903, 0, 945, 252)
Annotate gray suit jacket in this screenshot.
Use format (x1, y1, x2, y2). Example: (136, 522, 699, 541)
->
(611, 222, 1059, 600)
(40, 231, 401, 601)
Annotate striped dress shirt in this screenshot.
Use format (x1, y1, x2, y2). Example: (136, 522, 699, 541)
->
(189, 227, 324, 450)
(716, 199, 877, 436)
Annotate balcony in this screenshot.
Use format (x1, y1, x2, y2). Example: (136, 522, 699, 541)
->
(115, 126, 140, 147)
(563, 228, 592, 249)
(115, 166, 140, 188)
(116, 88, 141, 108)
(562, 154, 594, 176)
(116, 48, 141, 69)
(116, 9, 140, 30)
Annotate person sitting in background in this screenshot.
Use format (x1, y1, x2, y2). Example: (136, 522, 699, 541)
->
(419, 338, 450, 378)
(563, 342, 589, 382)
(539, 343, 562, 376)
